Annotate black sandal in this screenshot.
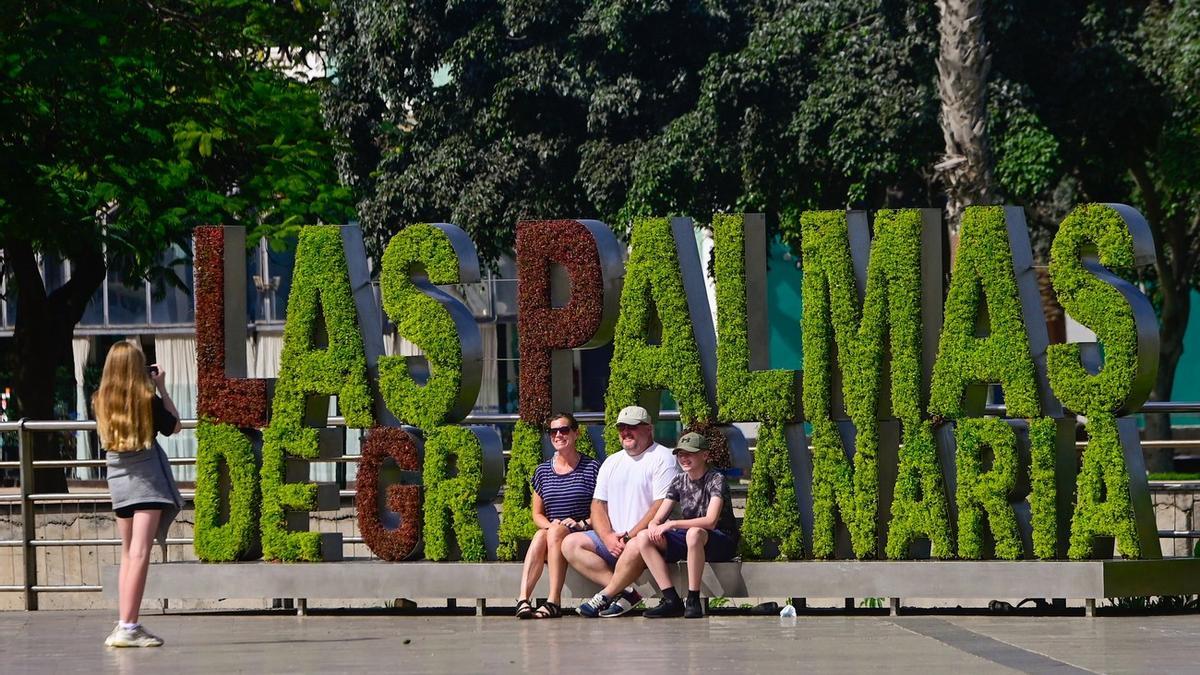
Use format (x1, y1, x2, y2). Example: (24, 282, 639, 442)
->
(516, 598, 535, 619)
(533, 601, 562, 619)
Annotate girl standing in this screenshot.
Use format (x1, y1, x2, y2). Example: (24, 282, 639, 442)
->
(93, 342, 183, 647)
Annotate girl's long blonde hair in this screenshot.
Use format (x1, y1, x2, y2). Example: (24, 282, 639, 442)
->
(93, 342, 155, 452)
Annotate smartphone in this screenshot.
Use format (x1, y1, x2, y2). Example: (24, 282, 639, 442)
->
(147, 365, 159, 377)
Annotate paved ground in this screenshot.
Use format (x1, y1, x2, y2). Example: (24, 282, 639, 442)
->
(2, 610, 1199, 674)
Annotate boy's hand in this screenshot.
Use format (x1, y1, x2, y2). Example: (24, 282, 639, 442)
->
(648, 521, 672, 544)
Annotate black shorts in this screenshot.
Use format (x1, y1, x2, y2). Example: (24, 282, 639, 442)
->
(114, 502, 168, 519)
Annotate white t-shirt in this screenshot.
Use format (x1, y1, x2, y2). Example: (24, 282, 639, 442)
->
(593, 442, 680, 533)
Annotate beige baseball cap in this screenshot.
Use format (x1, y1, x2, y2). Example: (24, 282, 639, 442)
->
(614, 405, 651, 426)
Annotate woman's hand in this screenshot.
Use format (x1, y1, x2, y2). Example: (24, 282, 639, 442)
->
(149, 364, 166, 389)
(648, 520, 672, 544)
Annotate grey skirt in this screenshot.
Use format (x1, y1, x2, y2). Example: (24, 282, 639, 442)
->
(106, 442, 184, 546)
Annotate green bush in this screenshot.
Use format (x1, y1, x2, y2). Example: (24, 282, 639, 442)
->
(1067, 412, 1142, 559)
(1028, 417, 1059, 559)
(422, 425, 487, 561)
(1046, 204, 1141, 414)
(712, 213, 798, 423)
(713, 214, 805, 559)
(194, 420, 261, 562)
(929, 206, 1042, 420)
(1047, 204, 1150, 560)
(378, 223, 469, 429)
(261, 225, 374, 562)
(886, 419, 954, 559)
(802, 209, 951, 559)
(954, 418, 1023, 560)
(496, 420, 543, 561)
(604, 216, 714, 446)
(738, 422, 805, 560)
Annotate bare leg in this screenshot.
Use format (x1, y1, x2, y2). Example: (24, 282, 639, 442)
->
(636, 530, 673, 591)
(561, 532, 613, 587)
(685, 527, 708, 592)
(118, 510, 162, 625)
(600, 537, 648, 598)
(545, 526, 571, 605)
(518, 529, 548, 601)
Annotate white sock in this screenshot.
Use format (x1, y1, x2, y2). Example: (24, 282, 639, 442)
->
(119, 622, 139, 630)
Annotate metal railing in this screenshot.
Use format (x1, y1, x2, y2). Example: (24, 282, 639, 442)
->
(1, 406, 1199, 609)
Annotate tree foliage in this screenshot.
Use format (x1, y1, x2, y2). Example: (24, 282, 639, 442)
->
(326, 1, 1199, 455)
(322, 0, 940, 259)
(1, 1, 353, 490)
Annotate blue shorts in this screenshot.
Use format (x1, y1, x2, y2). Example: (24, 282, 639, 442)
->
(664, 529, 737, 563)
(584, 530, 620, 568)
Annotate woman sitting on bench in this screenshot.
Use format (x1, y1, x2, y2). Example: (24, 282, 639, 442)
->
(515, 412, 600, 619)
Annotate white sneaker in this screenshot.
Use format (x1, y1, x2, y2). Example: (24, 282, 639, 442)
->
(105, 623, 164, 648)
(577, 592, 611, 618)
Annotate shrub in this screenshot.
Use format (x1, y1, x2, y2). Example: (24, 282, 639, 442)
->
(1067, 412, 1142, 559)
(954, 418, 1023, 560)
(193, 226, 269, 427)
(928, 206, 1042, 420)
(515, 220, 615, 424)
(193, 420, 261, 562)
(496, 420, 544, 561)
(604, 217, 714, 446)
(1028, 417, 1060, 559)
(711, 213, 799, 423)
(422, 425, 487, 561)
(802, 209, 951, 559)
(1047, 204, 1155, 560)
(260, 225, 374, 561)
(378, 223, 478, 429)
(356, 427, 423, 561)
(738, 422, 805, 559)
(1047, 204, 1143, 414)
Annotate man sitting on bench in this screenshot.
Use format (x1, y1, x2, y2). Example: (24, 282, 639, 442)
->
(562, 405, 678, 617)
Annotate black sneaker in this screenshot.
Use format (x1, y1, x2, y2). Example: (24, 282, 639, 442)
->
(683, 597, 704, 619)
(644, 598, 684, 618)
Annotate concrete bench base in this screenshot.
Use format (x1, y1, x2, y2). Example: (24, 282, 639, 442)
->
(103, 558, 1200, 617)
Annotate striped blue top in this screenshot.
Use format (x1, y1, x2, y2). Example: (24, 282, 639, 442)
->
(531, 455, 600, 521)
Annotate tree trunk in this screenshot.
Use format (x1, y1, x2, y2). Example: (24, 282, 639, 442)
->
(5, 238, 107, 494)
(1128, 163, 1196, 473)
(935, 0, 998, 234)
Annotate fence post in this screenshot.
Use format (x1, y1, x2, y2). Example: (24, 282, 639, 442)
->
(18, 419, 38, 611)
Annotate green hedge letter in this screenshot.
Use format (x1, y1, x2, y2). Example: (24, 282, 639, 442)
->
(1048, 204, 1161, 559)
(261, 225, 374, 561)
(604, 216, 717, 444)
(802, 209, 951, 559)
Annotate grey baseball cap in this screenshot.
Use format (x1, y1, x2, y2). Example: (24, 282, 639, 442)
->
(614, 405, 652, 426)
(673, 432, 709, 454)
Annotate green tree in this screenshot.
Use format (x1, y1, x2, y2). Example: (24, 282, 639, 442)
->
(322, 0, 939, 257)
(1, 1, 353, 492)
(326, 0, 1199, 464)
(982, 1, 1200, 464)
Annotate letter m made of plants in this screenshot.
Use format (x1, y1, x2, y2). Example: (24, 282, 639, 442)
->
(802, 209, 953, 559)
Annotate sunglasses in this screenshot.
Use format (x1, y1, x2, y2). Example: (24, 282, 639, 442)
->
(616, 423, 645, 432)
(548, 426, 574, 436)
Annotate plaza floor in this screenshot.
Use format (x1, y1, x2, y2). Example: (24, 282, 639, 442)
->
(2, 609, 1199, 674)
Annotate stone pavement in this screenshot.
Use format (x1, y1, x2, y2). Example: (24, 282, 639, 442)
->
(2, 610, 1199, 674)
